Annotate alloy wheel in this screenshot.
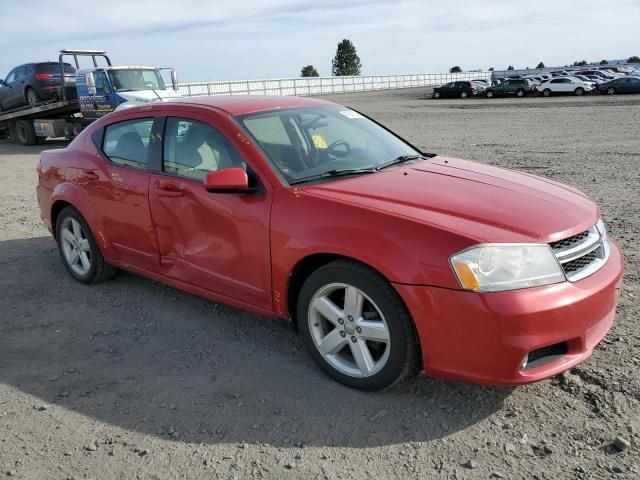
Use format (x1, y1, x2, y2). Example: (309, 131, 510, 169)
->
(26, 89, 39, 106)
(60, 217, 92, 276)
(308, 283, 390, 378)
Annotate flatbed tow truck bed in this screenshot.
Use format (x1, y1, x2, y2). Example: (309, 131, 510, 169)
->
(0, 99, 80, 123)
(0, 99, 81, 144)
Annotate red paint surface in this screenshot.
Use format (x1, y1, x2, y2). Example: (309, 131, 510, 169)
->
(36, 97, 624, 385)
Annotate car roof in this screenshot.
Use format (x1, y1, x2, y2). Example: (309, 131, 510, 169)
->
(164, 95, 338, 116)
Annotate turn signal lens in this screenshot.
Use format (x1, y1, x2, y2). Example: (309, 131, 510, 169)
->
(451, 261, 481, 291)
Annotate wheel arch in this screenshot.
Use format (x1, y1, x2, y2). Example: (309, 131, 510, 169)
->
(286, 253, 399, 331)
(51, 199, 73, 238)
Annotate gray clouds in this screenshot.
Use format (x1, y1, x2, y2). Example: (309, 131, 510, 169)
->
(0, 0, 638, 81)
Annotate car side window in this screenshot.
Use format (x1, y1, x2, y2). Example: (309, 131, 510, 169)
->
(102, 118, 154, 169)
(163, 118, 245, 181)
(94, 71, 111, 94)
(5, 69, 17, 84)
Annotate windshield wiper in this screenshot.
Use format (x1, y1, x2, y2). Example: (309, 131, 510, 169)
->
(376, 154, 426, 170)
(289, 168, 376, 185)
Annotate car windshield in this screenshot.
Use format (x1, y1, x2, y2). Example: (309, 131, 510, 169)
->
(108, 69, 166, 92)
(238, 106, 421, 183)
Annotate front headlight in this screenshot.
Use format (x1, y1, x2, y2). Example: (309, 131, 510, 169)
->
(450, 244, 566, 292)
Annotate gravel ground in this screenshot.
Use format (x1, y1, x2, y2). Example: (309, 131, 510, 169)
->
(0, 89, 639, 479)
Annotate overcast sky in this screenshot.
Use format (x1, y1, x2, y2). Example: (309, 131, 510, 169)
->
(1, 0, 639, 82)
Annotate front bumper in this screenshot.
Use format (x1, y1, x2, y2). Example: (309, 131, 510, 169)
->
(394, 239, 623, 385)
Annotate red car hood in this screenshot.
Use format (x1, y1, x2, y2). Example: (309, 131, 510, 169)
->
(305, 157, 599, 243)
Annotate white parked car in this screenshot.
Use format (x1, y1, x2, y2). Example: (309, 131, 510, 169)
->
(538, 77, 594, 96)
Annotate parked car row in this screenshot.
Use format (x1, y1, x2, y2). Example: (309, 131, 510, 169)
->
(432, 65, 640, 99)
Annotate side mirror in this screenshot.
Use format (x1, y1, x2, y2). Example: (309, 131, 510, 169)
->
(170, 69, 179, 91)
(204, 167, 249, 192)
(0, 79, 4, 86)
(85, 72, 97, 95)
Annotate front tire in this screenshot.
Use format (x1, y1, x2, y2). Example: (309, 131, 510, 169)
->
(606, 87, 616, 95)
(298, 260, 418, 391)
(460, 91, 469, 98)
(486, 90, 495, 98)
(543, 88, 552, 97)
(574, 87, 584, 96)
(55, 206, 118, 284)
(432, 91, 441, 99)
(515, 89, 525, 97)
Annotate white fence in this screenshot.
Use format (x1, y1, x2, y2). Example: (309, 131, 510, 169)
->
(176, 72, 491, 97)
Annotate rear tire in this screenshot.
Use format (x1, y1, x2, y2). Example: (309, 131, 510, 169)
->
(543, 89, 552, 97)
(486, 90, 495, 98)
(574, 87, 584, 96)
(25, 87, 40, 106)
(515, 89, 525, 97)
(460, 91, 469, 98)
(55, 206, 118, 284)
(13, 119, 37, 146)
(297, 260, 418, 391)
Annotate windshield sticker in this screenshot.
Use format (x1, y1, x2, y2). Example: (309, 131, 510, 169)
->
(312, 134, 328, 149)
(339, 110, 364, 119)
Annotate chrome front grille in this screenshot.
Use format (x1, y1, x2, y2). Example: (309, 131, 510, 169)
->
(550, 221, 609, 282)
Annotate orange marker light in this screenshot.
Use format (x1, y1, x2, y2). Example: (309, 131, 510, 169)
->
(452, 261, 480, 291)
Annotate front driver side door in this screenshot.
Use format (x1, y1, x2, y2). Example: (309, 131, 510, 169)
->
(148, 113, 273, 310)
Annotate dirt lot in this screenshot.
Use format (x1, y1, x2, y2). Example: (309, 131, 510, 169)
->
(0, 90, 639, 479)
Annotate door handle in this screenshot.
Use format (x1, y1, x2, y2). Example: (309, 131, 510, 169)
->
(84, 171, 99, 181)
(156, 181, 184, 197)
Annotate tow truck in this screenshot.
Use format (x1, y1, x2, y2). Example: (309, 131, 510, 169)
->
(0, 49, 180, 145)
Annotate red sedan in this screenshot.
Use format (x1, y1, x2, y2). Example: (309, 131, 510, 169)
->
(36, 96, 623, 390)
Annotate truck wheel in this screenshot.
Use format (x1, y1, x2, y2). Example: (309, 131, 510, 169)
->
(26, 87, 40, 106)
(13, 119, 37, 146)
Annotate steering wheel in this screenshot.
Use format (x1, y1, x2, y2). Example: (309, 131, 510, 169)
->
(327, 140, 351, 159)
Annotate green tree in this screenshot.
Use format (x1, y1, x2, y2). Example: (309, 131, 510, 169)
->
(331, 39, 362, 76)
(488, 67, 494, 71)
(507, 65, 515, 70)
(628, 56, 640, 63)
(300, 65, 319, 77)
(449, 66, 462, 73)
(600, 59, 609, 65)
(536, 62, 545, 69)
(573, 60, 588, 66)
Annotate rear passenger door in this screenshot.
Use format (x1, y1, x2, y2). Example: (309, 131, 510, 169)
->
(82, 115, 162, 270)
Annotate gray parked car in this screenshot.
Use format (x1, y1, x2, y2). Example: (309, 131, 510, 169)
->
(485, 79, 536, 98)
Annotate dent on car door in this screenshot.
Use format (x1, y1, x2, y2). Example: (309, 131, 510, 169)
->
(82, 116, 162, 270)
(148, 115, 273, 310)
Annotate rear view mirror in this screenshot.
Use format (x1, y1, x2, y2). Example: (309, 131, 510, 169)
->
(170, 69, 179, 91)
(204, 167, 249, 192)
(85, 72, 96, 95)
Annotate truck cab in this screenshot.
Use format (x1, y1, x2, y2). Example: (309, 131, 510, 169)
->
(77, 66, 181, 119)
